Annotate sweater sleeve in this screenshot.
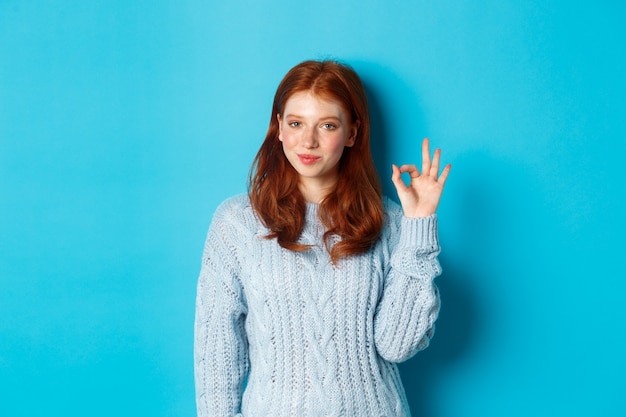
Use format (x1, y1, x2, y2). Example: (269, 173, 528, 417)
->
(373, 204, 442, 363)
(194, 200, 249, 417)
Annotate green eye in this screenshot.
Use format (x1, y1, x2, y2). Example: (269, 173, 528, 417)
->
(289, 121, 301, 127)
(322, 123, 336, 130)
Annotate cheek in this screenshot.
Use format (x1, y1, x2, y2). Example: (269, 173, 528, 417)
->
(279, 133, 294, 154)
(327, 135, 349, 155)
(280, 130, 300, 149)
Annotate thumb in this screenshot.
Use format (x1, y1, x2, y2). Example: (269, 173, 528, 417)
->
(390, 164, 406, 192)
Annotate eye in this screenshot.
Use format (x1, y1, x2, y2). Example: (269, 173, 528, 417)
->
(321, 123, 337, 130)
(288, 121, 301, 128)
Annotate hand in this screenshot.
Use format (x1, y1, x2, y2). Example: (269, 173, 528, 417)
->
(391, 138, 451, 218)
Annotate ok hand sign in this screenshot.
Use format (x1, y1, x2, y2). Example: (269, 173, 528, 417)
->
(391, 138, 451, 218)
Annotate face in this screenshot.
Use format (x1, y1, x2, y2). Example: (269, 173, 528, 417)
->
(278, 91, 358, 199)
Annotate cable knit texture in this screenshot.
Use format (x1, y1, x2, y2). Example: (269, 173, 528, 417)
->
(194, 194, 441, 417)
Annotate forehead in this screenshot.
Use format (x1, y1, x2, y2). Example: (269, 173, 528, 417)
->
(283, 91, 348, 117)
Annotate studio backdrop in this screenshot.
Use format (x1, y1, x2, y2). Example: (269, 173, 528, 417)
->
(1, 1, 624, 416)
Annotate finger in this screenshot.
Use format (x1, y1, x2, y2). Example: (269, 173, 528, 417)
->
(398, 164, 420, 178)
(391, 164, 407, 191)
(438, 164, 452, 186)
(430, 148, 441, 178)
(421, 138, 431, 177)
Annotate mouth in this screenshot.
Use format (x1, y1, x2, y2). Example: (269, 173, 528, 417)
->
(297, 154, 321, 165)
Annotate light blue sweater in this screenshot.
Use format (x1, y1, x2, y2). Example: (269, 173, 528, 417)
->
(194, 194, 441, 417)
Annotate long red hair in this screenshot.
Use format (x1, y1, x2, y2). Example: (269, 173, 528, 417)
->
(248, 60, 383, 264)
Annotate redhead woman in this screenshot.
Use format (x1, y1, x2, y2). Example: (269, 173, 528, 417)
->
(194, 60, 451, 417)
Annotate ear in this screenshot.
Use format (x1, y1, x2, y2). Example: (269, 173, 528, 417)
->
(277, 113, 283, 142)
(345, 120, 359, 147)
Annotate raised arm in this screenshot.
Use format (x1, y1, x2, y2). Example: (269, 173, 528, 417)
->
(373, 139, 450, 362)
(373, 210, 442, 362)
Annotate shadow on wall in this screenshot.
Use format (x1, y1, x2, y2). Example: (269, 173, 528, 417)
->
(396, 152, 536, 416)
(358, 60, 546, 416)
(399, 257, 480, 417)
(357, 61, 483, 417)
(400, 147, 536, 417)
(360, 75, 390, 195)
(356, 60, 427, 197)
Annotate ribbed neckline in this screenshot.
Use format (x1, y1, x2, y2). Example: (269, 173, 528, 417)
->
(305, 202, 320, 224)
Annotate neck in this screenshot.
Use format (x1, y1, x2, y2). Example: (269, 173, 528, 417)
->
(298, 180, 336, 204)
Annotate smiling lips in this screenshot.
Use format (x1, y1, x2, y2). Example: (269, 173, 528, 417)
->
(297, 154, 321, 165)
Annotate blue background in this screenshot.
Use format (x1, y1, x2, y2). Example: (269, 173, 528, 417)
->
(1, 1, 625, 416)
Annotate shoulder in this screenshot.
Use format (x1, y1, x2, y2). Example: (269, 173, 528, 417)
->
(382, 196, 403, 222)
(213, 194, 253, 219)
(378, 196, 402, 243)
(210, 193, 261, 234)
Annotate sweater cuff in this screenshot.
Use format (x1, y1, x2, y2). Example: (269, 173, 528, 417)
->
(399, 214, 439, 251)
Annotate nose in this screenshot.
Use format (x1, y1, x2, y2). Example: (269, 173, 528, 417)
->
(302, 127, 318, 149)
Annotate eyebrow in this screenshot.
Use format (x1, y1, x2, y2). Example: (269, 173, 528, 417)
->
(284, 114, 342, 121)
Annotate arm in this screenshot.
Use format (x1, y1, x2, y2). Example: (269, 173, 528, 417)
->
(194, 201, 249, 417)
(373, 210, 442, 362)
(373, 138, 450, 362)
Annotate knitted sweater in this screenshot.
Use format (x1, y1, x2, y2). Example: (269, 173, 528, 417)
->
(194, 194, 442, 417)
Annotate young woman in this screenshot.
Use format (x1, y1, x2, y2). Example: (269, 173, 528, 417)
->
(194, 60, 451, 417)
